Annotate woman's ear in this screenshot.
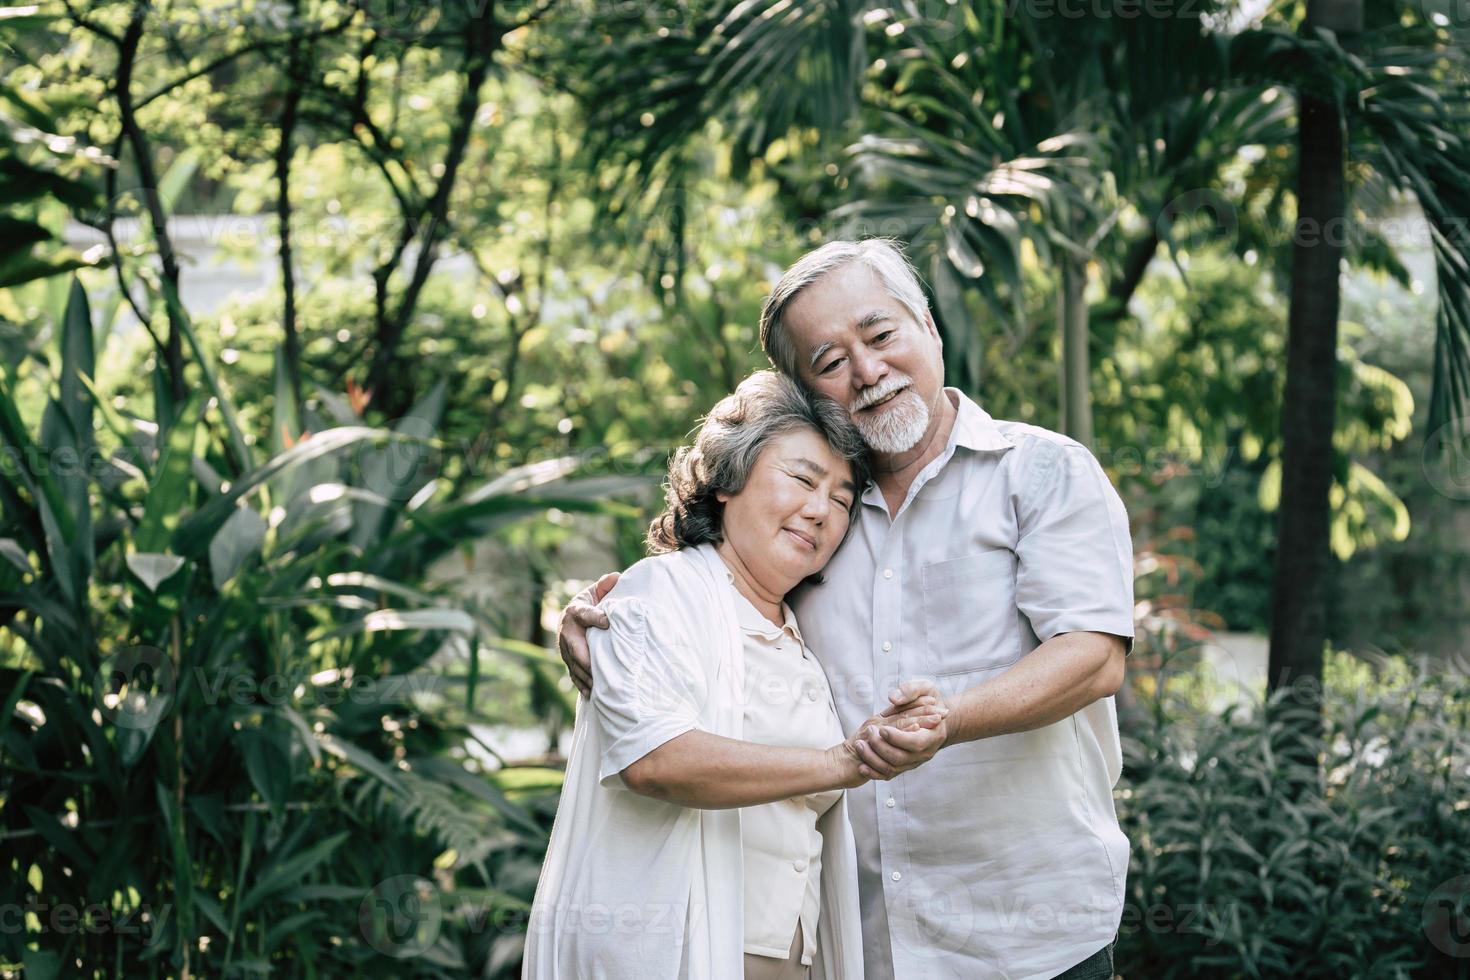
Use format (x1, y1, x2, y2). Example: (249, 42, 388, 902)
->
(715, 490, 731, 504)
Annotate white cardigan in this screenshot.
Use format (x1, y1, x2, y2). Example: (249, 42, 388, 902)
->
(523, 543, 866, 980)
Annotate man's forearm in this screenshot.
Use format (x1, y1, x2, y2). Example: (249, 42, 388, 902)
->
(944, 631, 1126, 745)
(622, 730, 859, 809)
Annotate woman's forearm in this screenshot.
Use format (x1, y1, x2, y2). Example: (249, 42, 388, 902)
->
(621, 730, 862, 809)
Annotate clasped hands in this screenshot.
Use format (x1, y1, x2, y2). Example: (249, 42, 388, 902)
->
(835, 680, 951, 784)
(558, 573, 951, 787)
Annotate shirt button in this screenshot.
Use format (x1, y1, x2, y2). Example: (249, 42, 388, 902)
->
(891, 871, 902, 882)
(882, 641, 892, 652)
(883, 568, 893, 579)
(794, 859, 808, 872)
(885, 796, 896, 808)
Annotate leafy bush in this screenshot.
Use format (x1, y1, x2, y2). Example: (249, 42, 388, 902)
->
(1, 279, 612, 977)
(1119, 645, 1470, 978)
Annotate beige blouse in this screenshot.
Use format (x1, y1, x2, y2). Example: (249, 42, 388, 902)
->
(724, 570, 844, 967)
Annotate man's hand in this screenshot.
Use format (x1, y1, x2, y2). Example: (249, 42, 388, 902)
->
(557, 572, 619, 697)
(853, 680, 952, 780)
(878, 679, 952, 723)
(860, 689, 947, 735)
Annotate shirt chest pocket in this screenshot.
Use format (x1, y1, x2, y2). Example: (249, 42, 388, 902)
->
(919, 548, 1022, 677)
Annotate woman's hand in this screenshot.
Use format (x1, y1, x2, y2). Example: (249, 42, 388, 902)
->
(831, 688, 949, 785)
(825, 739, 870, 790)
(850, 680, 952, 780)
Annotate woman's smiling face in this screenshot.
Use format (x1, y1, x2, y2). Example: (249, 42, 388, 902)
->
(716, 427, 859, 591)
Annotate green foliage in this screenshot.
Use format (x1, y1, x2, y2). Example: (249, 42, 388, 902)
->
(0, 9, 109, 292)
(1329, 271, 1470, 657)
(0, 278, 619, 975)
(1103, 255, 1420, 631)
(4, 0, 1468, 974)
(1120, 643, 1470, 978)
(1187, 457, 1278, 635)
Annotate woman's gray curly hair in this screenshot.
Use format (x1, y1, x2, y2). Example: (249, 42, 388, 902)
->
(647, 371, 870, 564)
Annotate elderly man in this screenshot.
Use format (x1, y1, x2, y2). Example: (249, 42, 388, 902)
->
(559, 239, 1135, 980)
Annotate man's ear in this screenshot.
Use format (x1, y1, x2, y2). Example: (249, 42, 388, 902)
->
(924, 309, 943, 356)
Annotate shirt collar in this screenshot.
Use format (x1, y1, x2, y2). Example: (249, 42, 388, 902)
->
(721, 564, 803, 643)
(948, 388, 1016, 453)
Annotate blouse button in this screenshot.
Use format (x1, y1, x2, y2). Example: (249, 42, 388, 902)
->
(794, 859, 808, 872)
(883, 568, 894, 579)
(885, 796, 896, 808)
(891, 871, 902, 882)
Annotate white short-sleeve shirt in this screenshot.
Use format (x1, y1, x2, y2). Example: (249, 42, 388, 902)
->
(791, 388, 1136, 980)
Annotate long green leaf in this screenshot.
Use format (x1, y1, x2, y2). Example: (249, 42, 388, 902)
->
(170, 426, 433, 557)
(135, 390, 201, 554)
(240, 831, 350, 915)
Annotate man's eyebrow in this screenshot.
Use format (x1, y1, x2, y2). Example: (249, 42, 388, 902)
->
(808, 342, 835, 370)
(807, 311, 892, 369)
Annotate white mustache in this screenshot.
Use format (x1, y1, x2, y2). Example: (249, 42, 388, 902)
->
(851, 375, 913, 412)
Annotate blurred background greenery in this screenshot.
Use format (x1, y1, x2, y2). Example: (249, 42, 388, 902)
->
(2, 0, 1469, 975)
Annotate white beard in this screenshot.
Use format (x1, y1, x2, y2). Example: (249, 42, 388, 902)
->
(852, 388, 930, 453)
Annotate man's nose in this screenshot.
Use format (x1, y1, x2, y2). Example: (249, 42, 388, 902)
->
(850, 347, 887, 390)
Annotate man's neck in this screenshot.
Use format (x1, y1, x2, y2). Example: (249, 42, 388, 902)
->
(871, 388, 959, 516)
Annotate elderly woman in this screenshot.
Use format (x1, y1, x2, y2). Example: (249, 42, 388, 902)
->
(524, 372, 945, 980)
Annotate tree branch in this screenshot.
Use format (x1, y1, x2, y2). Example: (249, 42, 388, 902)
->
(98, 133, 163, 350)
(366, 14, 501, 416)
(136, 17, 354, 111)
(59, 0, 121, 44)
(114, 3, 186, 403)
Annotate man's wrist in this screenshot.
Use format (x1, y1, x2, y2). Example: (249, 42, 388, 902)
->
(939, 691, 972, 746)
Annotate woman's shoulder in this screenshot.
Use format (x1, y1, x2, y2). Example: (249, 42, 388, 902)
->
(606, 544, 720, 608)
(594, 547, 728, 663)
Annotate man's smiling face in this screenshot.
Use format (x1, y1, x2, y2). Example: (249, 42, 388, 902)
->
(781, 260, 948, 456)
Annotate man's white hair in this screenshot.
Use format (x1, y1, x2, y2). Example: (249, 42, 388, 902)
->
(758, 238, 931, 379)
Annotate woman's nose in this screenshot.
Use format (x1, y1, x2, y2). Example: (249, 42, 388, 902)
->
(801, 492, 831, 523)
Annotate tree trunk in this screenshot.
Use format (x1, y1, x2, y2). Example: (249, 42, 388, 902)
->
(115, 7, 187, 408)
(1266, 0, 1358, 743)
(365, 14, 498, 419)
(1058, 254, 1094, 447)
(275, 8, 306, 410)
